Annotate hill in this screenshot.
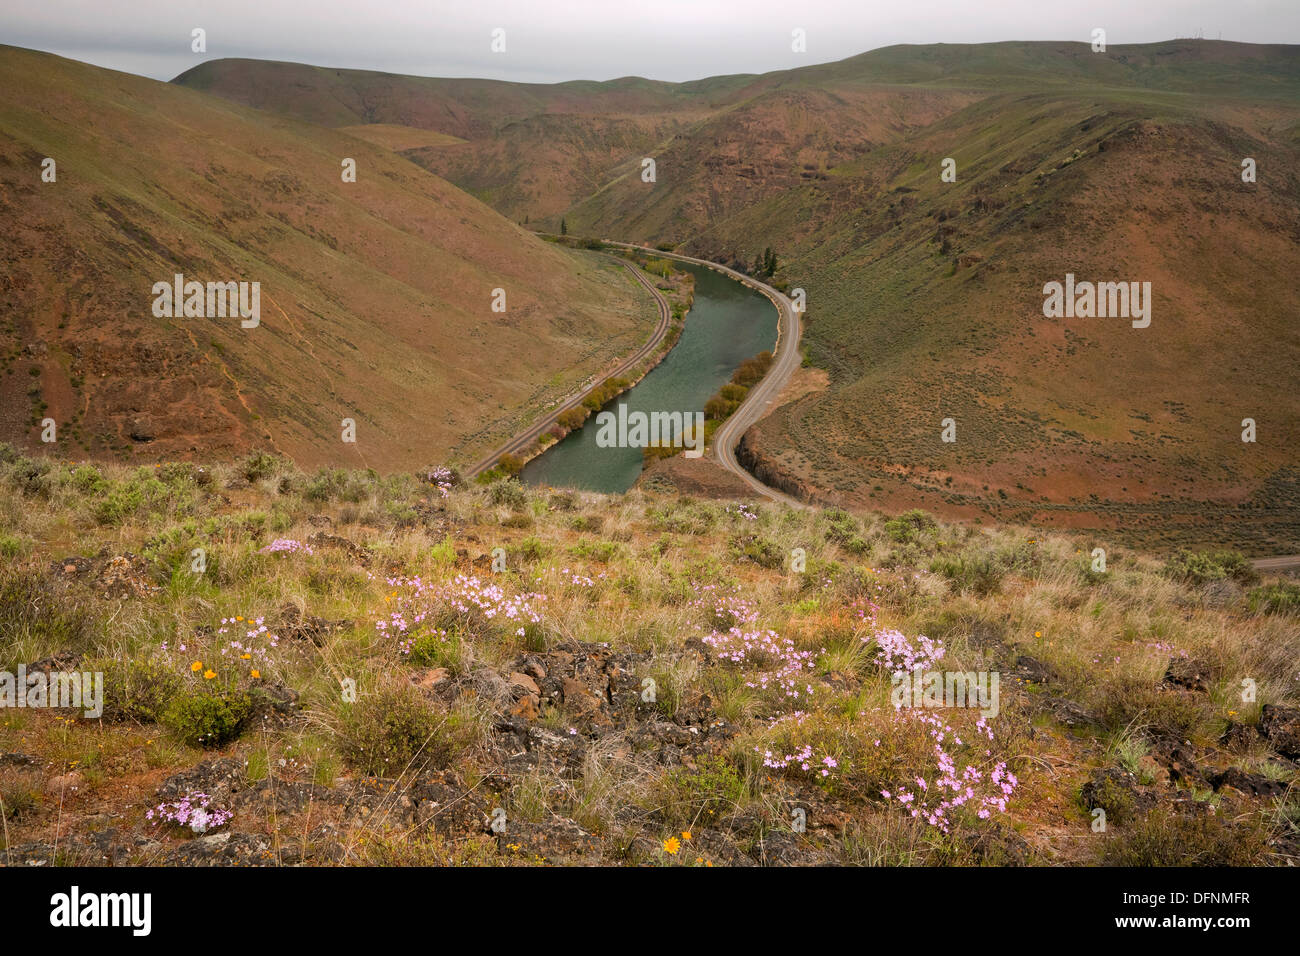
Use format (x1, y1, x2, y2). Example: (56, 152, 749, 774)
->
(0, 47, 657, 470)
(176, 41, 1300, 552)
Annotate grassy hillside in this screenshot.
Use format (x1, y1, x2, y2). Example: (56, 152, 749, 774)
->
(719, 91, 1300, 554)
(0, 47, 657, 470)
(1, 448, 1297, 866)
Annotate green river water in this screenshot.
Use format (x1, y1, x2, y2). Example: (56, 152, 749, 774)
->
(520, 262, 778, 493)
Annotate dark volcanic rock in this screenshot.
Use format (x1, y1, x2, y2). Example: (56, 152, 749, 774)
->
(1162, 657, 1217, 693)
(1260, 704, 1300, 759)
(1209, 766, 1288, 800)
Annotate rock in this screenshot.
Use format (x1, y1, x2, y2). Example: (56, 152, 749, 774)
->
(162, 831, 274, 867)
(25, 651, 83, 675)
(97, 553, 161, 599)
(247, 682, 299, 725)
(156, 757, 244, 803)
(128, 417, 155, 442)
(278, 603, 351, 645)
(1260, 704, 1300, 759)
(1209, 767, 1288, 800)
(1041, 697, 1098, 729)
(522, 659, 547, 682)
(508, 672, 540, 697)
(495, 816, 601, 864)
(52, 556, 93, 577)
(1220, 721, 1259, 752)
(1137, 755, 1170, 787)
(509, 694, 541, 720)
(306, 532, 372, 566)
(230, 777, 340, 816)
(1151, 742, 1205, 787)
(1080, 768, 1152, 825)
(1010, 655, 1054, 685)
(561, 677, 606, 722)
(46, 771, 83, 793)
(413, 667, 451, 690)
(1162, 657, 1217, 693)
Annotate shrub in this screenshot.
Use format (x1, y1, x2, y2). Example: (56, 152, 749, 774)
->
(338, 686, 476, 775)
(1094, 676, 1211, 739)
(557, 407, 588, 431)
(1101, 806, 1270, 866)
(930, 551, 1003, 596)
(1247, 581, 1300, 615)
(0, 567, 95, 664)
(569, 539, 620, 563)
(0, 782, 40, 821)
(303, 468, 371, 503)
(655, 754, 746, 826)
(730, 351, 773, 388)
(731, 533, 784, 570)
(1079, 772, 1138, 826)
(489, 478, 527, 509)
(165, 689, 252, 748)
(569, 514, 604, 533)
(242, 450, 282, 482)
(884, 509, 937, 544)
(97, 657, 183, 723)
(1163, 549, 1258, 587)
(407, 630, 468, 673)
(824, 508, 869, 554)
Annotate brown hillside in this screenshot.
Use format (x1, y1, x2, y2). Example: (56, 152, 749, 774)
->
(0, 47, 656, 470)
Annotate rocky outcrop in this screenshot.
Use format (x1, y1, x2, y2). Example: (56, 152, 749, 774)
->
(735, 430, 817, 502)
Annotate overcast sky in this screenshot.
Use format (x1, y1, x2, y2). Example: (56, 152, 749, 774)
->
(5, 0, 1297, 84)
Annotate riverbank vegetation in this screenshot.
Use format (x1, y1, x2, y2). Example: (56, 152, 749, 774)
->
(643, 350, 774, 466)
(476, 254, 695, 483)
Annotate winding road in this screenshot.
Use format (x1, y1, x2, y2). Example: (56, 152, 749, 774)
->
(601, 241, 806, 508)
(464, 256, 671, 479)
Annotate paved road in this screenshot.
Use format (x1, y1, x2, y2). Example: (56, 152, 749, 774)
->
(464, 256, 671, 479)
(1252, 554, 1300, 572)
(601, 241, 806, 508)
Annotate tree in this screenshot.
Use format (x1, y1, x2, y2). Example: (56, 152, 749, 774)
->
(560, 218, 567, 236)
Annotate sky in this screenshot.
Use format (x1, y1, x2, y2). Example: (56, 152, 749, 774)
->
(4, 0, 1298, 84)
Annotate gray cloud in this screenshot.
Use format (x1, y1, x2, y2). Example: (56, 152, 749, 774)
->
(5, 0, 1297, 84)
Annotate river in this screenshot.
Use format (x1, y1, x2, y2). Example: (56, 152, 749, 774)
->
(520, 262, 778, 493)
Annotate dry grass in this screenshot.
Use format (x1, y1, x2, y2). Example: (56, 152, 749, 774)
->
(0, 448, 1296, 865)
